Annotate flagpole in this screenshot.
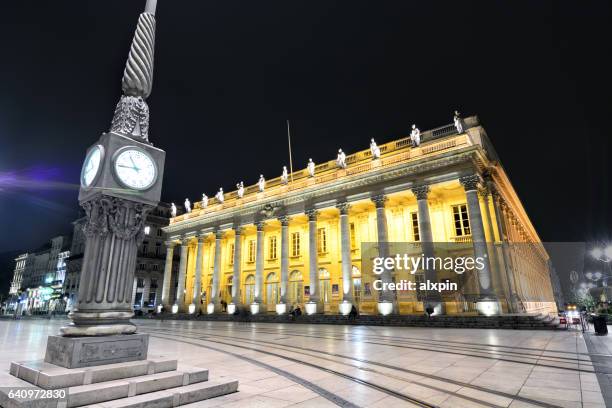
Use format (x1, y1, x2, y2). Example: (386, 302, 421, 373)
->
(287, 120, 294, 184)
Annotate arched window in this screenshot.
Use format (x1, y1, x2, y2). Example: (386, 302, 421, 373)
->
(352, 266, 362, 305)
(244, 274, 255, 304)
(265, 272, 279, 305)
(288, 270, 303, 305)
(319, 268, 331, 303)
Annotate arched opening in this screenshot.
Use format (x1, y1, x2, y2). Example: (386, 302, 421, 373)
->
(352, 265, 362, 306)
(288, 270, 303, 307)
(265, 272, 280, 309)
(224, 276, 233, 304)
(244, 274, 255, 304)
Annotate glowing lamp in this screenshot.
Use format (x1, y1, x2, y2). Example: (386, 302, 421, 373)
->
(339, 301, 352, 316)
(276, 303, 287, 315)
(476, 300, 499, 316)
(377, 301, 393, 316)
(250, 303, 260, 315)
(188, 303, 196, 314)
(206, 302, 215, 314)
(305, 302, 318, 315)
(171, 304, 178, 314)
(227, 303, 236, 315)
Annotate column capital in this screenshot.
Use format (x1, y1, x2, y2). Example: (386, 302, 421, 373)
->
(255, 221, 266, 231)
(459, 174, 482, 192)
(371, 194, 387, 208)
(411, 185, 430, 200)
(164, 240, 176, 248)
(278, 215, 291, 226)
(214, 229, 224, 240)
(305, 209, 319, 221)
(478, 187, 490, 200)
(196, 233, 206, 243)
(180, 237, 190, 246)
(336, 201, 351, 215)
(234, 226, 244, 236)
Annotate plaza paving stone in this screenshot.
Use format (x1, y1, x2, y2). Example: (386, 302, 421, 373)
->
(0, 317, 608, 407)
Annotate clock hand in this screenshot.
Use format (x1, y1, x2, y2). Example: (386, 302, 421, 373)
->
(117, 164, 138, 170)
(128, 156, 141, 172)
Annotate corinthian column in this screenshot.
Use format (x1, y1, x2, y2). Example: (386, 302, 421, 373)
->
(208, 229, 223, 313)
(279, 216, 290, 306)
(306, 209, 322, 313)
(62, 197, 154, 336)
(337, 202, 353, 314)
(372, 194, 395, 315)
(411, 185, 443, 314)
(231, 227, 243, 306)
(191, 234, 205, 312)
(174, 238, 189, 312)
(254, 221, 265, 304)
(459, 174, 499, 315)
(161, 241, 175, 308)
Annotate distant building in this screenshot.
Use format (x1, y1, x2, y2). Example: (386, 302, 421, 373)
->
(6, 236, 70, 315)
(63, 203, 177, 313)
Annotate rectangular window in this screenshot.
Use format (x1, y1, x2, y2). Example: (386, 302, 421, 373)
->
(150, 279, 158, 289)
(157, 228, 162, 237)
(291, 232, 300, 257)
(229, 243, 235, 265)
(248, 240, 256, 263)
(317, 228, 327, 254)
(452, 204, 471, 236)
(411, 213, 420, 241)
(137, 278, 145, 288)
(269, 236, 277, 260)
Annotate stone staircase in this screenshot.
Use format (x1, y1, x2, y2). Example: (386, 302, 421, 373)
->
(2, 356, 238, 407)
(153, 312, 560, 330)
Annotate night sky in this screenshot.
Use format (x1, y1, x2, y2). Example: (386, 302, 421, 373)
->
(0, 0, 610, 255)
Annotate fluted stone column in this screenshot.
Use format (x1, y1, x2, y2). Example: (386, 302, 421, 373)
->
(411, 185, 443, 313)
(459, 175, 498, 314)
(191, 234, 205, 311)
(337, 202, 353, 304)
(479, 187, 506, 309)
(372, 195, 395, 311)
(279, 216, 290, 304)
(210, 229, 223, 310)
(174, 239, 189, 312)
(306, 209, 321, 310)
(161, 241, 175, 308)
(492, 192, 520, 312)
(254, 221, 265, 304)
(231, 227, 243, 305)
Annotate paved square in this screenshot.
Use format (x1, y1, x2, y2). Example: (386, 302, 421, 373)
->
(0, 318, 608, 407)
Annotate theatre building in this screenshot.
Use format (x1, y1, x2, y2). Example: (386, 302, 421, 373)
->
(162, 116, 557, 316)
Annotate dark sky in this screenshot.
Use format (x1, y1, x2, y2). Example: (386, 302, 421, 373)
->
(0, 0, 610, 254)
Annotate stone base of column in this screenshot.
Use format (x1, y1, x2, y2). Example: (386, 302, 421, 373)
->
(206, 301, 222, 314)
(45, 333, 149, 369)
(188, 303, 197, 314)
(377, 300, 394, 316)
(62, 310, 136, 336)
(424, 301, 445, 316)
(304, 301, 323, 315)
(250, 302, 260, 315)
(476, 297, 501, 316)
(275, 302, 287, 315)
(227, 303, 238, 315)
(338, 300, 353, 316)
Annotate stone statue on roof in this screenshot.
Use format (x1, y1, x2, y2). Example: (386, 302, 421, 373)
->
(201, 194, 208, 208)
(307, 159, 315, 177)
(215, 188, 224, 203)
(281, 166, 288, 185)
(370, 138, 381, 159)
(454, 110, 463, 133)
(410, 124, 420, 147)
(237, 182, 245, 198)
(258, 175, 266, 192)
(171, 202, 177, 217)
(184, 198, 191, 213)
(337, 149, 347, 169)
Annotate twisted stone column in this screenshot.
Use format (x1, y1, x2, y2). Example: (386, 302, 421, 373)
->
(161, 241, 175, 308)
(254, 221, 265, 304)
(279, 216, 290, 304)
(231, 227, 243, 305)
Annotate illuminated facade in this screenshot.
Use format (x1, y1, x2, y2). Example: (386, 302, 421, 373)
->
(162, 116, 557, 316)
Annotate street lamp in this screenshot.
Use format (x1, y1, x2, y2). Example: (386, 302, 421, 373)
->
(590, 244, 612, 287)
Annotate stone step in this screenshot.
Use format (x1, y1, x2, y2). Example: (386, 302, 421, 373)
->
(10, 357, 177, 390)
(67, 367, 209, 407)
(88, 379, 239, 408)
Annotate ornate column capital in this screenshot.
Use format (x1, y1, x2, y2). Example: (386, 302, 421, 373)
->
(305, 209, 319, 221)
(478, 187, 490, 200)
(214, 229, 224, 240)
(371, 194, 387, 208)
(411, 185, 430, 201)
(255, 221, 266, 231)
(336, 201, 351, 215)
(164, 240, 176, 249)
(234, 226, 244, 236)
(278, 215, 291, 226)
(459, 174, 482, 192)
(196, 233, 206, 243)
(180, 237, 190, 247)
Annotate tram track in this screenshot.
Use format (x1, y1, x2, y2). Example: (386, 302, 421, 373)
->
(145, 327, 563, 408)
(149, 322, 596, 373)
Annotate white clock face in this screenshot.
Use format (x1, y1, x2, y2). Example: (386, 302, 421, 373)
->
(114, 148, 157, 190)
(81, 145, 103, 187)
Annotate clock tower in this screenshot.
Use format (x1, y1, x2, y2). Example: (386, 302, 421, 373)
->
(55, 0, 165, 345)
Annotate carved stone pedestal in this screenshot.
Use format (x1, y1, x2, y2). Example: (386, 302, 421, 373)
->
(45, 334, 149, 369)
